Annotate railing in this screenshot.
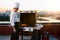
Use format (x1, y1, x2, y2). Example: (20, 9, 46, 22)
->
(0, 21, 10, 26)
(36, 21, 60, 23)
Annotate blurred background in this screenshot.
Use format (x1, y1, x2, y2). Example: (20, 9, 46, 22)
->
(0, 0, 60, 40)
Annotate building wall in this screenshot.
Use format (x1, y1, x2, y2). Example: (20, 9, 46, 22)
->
(0, 25, 12, 35)
(0, 24, 60, 38)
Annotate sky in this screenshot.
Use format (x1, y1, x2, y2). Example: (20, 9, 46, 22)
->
(0, 0, 60, 11)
